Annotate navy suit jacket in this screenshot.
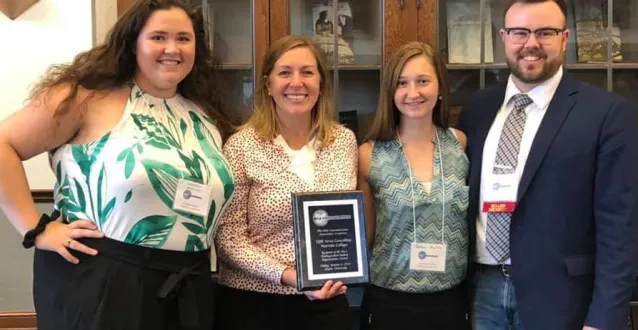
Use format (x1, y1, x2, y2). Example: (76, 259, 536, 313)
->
(457, 73, 638, 330)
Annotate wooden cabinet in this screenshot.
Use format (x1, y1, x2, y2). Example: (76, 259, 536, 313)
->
(116, 0, 638, 130)
(189, 0, 267, 124)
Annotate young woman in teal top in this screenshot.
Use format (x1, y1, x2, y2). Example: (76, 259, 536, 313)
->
(358, 41, 470, 329)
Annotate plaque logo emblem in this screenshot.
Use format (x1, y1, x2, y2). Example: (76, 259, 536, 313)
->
(312, 209, 329, 227)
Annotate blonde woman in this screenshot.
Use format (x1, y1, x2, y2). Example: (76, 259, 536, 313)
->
(215, 35, 357, 330)
(358, 41, 470, 329)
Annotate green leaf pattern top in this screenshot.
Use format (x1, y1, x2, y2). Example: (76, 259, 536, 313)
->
(51, 84, 235, 251)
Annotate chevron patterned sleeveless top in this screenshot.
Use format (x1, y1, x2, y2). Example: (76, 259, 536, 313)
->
(50, 83, 235, 252)
(368, 127, 469, 293)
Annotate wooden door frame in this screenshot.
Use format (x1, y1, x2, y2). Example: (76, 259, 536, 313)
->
(117, 0, 135, 16)
(268, 0, 289, 44)
(385, 0, 419, 61)
(416, 0, 437, 48)
(254, 0, 270, 83)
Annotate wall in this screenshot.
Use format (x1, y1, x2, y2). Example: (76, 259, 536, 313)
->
(0, 0, 97, 311)
(0, 203, 52, 311)
(0, 0, 93, 189)
(94, 0, 117, 45)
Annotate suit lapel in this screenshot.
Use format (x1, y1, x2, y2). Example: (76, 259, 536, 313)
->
(469, 85, 506, 216)
(516, 75, 579, 202)
(471, 86, 505, 184)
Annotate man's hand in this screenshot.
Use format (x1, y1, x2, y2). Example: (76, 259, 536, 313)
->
(583, 326, 601, 330)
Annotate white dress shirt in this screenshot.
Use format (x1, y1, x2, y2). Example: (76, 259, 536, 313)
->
(475, 68, 563, 265)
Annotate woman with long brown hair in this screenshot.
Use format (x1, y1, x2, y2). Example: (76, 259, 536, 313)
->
(215, 35, 357, 330)
(0, 1, 234, 329)
(358, 41, 470, 329)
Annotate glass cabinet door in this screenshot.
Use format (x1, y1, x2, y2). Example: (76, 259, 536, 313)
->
(288, 0, 383, 308)
(448, 69, 481, 125)
(289, 0, 382, 143)
(614, 0, 638, 63)
(336, 1, 382, 144)
(612, 69, 638, 105)
(440, 0, 492, 65)
(438, 0, 484, 125)
(195, 0, 254, 124)
(612, 0, 638, 105)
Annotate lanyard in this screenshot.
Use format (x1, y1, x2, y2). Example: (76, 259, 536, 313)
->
(397, 129, 446, 244)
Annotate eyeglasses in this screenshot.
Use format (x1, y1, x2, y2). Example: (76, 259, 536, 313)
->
(504, 27, 565, 44)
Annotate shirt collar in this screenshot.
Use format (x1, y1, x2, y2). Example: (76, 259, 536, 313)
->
(273, 134, 317, 153)
(503, 66, 563, 112)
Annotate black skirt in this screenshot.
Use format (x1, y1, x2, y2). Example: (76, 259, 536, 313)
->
(359, 284, 470, 330)
(215, 284, 350, 330)
(33, 237, 215, 330)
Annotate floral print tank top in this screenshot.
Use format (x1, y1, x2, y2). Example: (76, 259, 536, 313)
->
(51, 83, 235, 251)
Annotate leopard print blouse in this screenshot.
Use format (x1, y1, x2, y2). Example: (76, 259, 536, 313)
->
(216, 125, 357, 294)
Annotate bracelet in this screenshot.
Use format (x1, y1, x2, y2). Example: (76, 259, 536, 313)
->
(21, 210, 60, 249)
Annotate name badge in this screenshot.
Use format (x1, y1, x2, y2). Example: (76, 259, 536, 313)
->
(484, 174, 518, 213)
(483, 201, 516, 213)
(173, 179, 213, 217)
(409, 243, 447, 272)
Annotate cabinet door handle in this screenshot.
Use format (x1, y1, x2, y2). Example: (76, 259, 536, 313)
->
(399, 0, 405, 9)
(415, 0, 421, 9)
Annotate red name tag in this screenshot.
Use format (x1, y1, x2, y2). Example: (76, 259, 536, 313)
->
(483, 201, 516, 213)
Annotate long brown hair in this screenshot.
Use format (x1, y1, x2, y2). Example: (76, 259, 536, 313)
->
(246, 35, 336, 146)
(366, 41, 450, 142)
(29, 0, 234, 140)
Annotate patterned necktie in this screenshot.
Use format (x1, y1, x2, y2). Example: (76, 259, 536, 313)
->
(486, 93, 533, 262)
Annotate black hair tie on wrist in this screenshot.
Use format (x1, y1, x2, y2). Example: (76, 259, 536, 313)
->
(22, 210, 61, 249)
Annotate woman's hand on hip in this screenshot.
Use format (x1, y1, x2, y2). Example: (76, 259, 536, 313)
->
(34, 218, 104, 264)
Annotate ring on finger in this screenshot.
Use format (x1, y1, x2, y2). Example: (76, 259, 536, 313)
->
(66, 239, 71, 248)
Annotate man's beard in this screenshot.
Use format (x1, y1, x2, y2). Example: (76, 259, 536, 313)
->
(506, 48, 563, 84)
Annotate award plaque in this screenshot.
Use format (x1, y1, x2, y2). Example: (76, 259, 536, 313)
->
(291, 190, 369, 291)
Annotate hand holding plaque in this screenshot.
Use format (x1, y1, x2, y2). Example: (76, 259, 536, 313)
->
(291, 191, 369, 291)
(303, 280, 347, 300)
(282, 267, 348, 299)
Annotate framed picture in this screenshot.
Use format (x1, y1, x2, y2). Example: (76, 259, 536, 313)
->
(201, 1, 215, 53)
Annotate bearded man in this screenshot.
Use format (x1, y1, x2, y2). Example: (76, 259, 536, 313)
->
(456, 0, 638, 329)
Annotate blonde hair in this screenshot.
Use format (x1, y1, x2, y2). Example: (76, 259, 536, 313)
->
(366, 41, 450, 142)
(245, 35, 336, 146)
